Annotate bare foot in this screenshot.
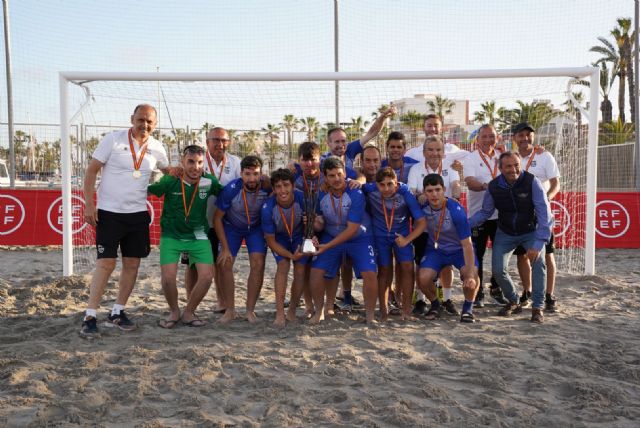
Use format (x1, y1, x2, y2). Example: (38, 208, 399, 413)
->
(365, 315, 378, 325)
(246, 311, 259, 324)
(273, 315, 286, 328)
(286, 311, 299, 324)
(325, 308, 335, 318)
(304, 310, 314, 319)
(308, 311, 325, 325)
(379, 314, 389, 323)
(218, 309, 237, 324)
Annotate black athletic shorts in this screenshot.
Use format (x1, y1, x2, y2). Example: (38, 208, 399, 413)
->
(413, 232, 429, 264)
(513, 232, 555, 255)
(95, 209, 151, 259)
(181, 228, 219, 265)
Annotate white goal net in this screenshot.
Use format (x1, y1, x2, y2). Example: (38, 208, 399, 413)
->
(60, 69, 599, 276)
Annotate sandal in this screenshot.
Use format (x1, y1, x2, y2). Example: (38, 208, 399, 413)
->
(424, 306, 441, 320)
(460, 312, 476, 323)
(181, 316, 207, 327)
(158, 318, 179, 329)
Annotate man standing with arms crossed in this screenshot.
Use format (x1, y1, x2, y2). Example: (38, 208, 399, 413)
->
(81, 104, 169, 336)
(511, 123, 560, 312)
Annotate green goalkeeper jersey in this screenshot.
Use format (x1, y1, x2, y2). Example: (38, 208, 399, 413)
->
(148, 173, 223, 240)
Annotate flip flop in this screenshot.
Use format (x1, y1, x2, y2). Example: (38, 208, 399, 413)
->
(158, 319, 179, 329)
(182, 317, 207, 327)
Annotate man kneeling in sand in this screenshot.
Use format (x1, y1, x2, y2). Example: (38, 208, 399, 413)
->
(148, 145, 223, 328)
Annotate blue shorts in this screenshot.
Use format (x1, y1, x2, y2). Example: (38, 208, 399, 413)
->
(271, 234, 310, 265)
(311, 234, 377, 279)
(374, 233, 414, 267)
(419, 247, 478, 275)
(222, 224, 267, 257)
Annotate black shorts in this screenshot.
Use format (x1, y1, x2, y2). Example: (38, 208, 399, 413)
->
(95, 209, 151, 259)
(181, 228, 219, 265)
(513, 232, 555, 255)
(413, 232, 429, 264)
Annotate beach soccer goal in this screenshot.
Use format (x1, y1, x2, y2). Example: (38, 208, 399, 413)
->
(59, 68, 599, 276)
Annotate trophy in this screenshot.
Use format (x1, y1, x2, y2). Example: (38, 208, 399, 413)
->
(302, 179, 319, 254)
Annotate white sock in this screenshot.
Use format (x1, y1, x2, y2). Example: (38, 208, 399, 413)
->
(443, 287, 453, 301)
(416, 290, 425, 301)
(85, 309, 97, 320)
(111, 304, 125, 316)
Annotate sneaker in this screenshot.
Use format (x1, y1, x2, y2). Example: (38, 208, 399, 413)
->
(460, 312, 476, 323)
(489, 285, 508, 305)
(80, 316, 99, 337)
(412, 300, 428, 315)
(545, 295, 557, 313)
(474, 288, 485, 308)
(351, 296, 362, 307)
(443, 299, 459, 315)
(105, 310, 137, 331)
(498, 301, 522, 316)
(531, 308, 544, 323)
(519, 290, 532, 308)
(388, 302, 402, 316)
(338, 301, 353, 312)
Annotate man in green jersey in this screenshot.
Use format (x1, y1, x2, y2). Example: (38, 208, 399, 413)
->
(148, 145, 223, 328)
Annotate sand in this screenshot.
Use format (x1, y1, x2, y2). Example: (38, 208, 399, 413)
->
(0, 247, 639, 427)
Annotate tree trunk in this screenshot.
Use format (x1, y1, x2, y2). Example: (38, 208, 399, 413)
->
(618, 72, 627, 123)
(626, 56, 635, 126)
(601, 98, 613, 123)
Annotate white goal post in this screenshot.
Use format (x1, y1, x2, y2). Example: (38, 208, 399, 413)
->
(59, 68, 599, 276)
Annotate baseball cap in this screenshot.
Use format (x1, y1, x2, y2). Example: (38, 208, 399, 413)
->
(511, 122, 535, 134)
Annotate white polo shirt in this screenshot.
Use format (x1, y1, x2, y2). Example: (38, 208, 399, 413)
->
(407, 159, 460, 198)
(405, 143, 468, 163)
(462, 149, 502, 218)
(92, 129, 168, 213)
(203, 151, 242, 226)
(519, 150, 560, 193)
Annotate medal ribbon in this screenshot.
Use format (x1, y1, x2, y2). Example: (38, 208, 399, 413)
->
(426, 161, 442, 176)
(524, 151, 535, 171)
(277, 203, 295, 239)
(181, 178, 200, 222)
(302, 173, 319, 194)
(242, 188, 257, 230)
(206, 151, 226, 181)
(433, 198, 447, 249)
(330, 192, 343, 226)
(381, 196, 395, 233)
(128, 128, 148, 173)
(478, 149, 497, 179)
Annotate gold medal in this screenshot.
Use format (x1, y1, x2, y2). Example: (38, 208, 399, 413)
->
(132, 170, 142, 179)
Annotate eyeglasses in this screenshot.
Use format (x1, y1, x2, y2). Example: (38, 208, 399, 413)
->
(207, 137, 230, 143)
(183, 145, 205, 155)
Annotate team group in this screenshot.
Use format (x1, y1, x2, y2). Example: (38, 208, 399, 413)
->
(80, 103, 559, 336)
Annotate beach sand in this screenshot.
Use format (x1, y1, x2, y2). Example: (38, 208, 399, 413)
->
(1, 247, 639, 427)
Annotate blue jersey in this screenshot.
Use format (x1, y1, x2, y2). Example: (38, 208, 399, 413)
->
(261, 190, 305, 241)
(317, 186, 372, 240)
(292, 163, 358, 194)
(320, 139, 362, 170)
(216, 178, 269, 230)
(362, 182, 424, 236)
(381, 157, 420, 184)
(422, 198, 471, 253)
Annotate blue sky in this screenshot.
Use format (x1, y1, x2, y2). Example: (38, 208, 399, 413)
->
(0, 0, 634, 144)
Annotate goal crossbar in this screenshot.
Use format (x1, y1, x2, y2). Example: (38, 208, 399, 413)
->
(59, 67, 599, 276)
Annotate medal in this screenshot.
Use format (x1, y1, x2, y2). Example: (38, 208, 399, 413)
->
(128, 128, 148, 179)
(242, 187, 258, 230)
(433, 198, 447, 250)
(478, 149, 498, 179)
(381, 195, 395, 236)
(434, 242, 439, 249)
(278, 202, 295, 244)
(181, 178, 199, 227)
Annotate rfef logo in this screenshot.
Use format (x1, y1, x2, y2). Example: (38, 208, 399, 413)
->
(596, 200, 630, 238)
(47, 196, 88, 235)
(0, 195, 25, 235)
(550, 201, 571, 237)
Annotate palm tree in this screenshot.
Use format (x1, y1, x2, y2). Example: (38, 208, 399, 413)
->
(346, 116, 369, 142)
(299, 117, 320, 142)
(200, 122, 215, 136)
(238, 130, 260, 157)
(371, 104, 391, 144)
(280, 114, 299, 158)
(261, 123, 282, 170)
(400, 110, 425, 144)
(578, 63, 614, 123)
(496, 107, 517, 134)
(473, 101, 498, 125)
(600, 117, 634, 145)
(426, 95, 455, 124)
(611, 18, 635, 125)
(512, 100, 559, 130)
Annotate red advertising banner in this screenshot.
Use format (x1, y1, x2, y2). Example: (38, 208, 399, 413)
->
(1, 189, 639, 248)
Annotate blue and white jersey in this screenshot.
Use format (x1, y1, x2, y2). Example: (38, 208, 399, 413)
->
(362, 182, 424, 236)
(320, 139, 362, 170)
(261, 190, 305, 240)
(422, 198, 471, 253)
(216, 178, 269, 230)
(293, 163, 359, 193)
(381, 157, 420, 184)
(317, 186, 372, 240)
